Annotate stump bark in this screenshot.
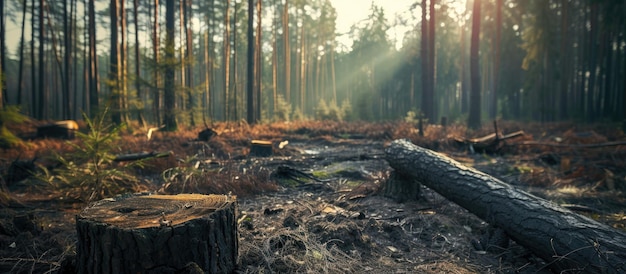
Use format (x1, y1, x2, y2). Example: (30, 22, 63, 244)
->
(36, 120, 79, 139)
(249, 140, 273, 157)
(385, 139, 626, 273)
(76, 193, 238, 274)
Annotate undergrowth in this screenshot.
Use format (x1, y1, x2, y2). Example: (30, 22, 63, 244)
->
(38, 111, 148, 202)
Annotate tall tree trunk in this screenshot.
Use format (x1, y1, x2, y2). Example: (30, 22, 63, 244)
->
(232, 0, 238, 121)
(63, 0, 71, 119)
(0, 0, 5, 107)
(134, 0, 145, 126)
(163, 0, 177, 131)
(330, 40, 337, 103)
(38, 0, 46, 119)
(490, 0, 502, 119)
(88, 0, 99, 117)
(110, 0, 121, 124)
(283, 0, 290, 103)
(223, 0, 231, 121)
(559, 0, 569, 120)
(299, 20, 305, 114)
(623, 2, 626, 130)
(468, 0, 482, 129)
(271, 1, 278, 117)
(71, 0, 78, 119)
(204, 1, 213, 124)
(427, 0, 436, 121)
(17, 0, 28, 106)
(255, 0, 262, 121)
(177, 0, 185, 115)
(460, 21, 468, 114)
(184, 0, 194, 126)
(246, 0, 254, 124)
(586, 3, 598, 122)
(121, 0, 128, 123)
(153, 0, 161, 124)
(420, 0, 429, 121)
(31, 0, 37, 117)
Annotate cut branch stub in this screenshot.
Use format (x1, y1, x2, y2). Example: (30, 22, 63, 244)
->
(76, 193, 238, 274)
(385, 139, 626, 274)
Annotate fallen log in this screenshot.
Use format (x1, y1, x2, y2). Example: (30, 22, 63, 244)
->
(76, 193, 238, 273)
(385, 139, 626, 273)
(113, 151, 172, 162)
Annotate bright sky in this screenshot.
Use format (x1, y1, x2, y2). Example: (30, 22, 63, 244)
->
(331, 0, 419, 51)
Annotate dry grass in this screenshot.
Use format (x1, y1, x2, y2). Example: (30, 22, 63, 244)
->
(239, 225, 360, 273)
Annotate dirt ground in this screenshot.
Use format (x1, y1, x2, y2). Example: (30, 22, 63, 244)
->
(1, 120, 625, 273)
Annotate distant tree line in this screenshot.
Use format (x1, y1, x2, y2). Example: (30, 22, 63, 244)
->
(0, 0, 624, 130)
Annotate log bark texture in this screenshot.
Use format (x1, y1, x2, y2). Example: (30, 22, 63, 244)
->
(385, 139, 626, 273)
(76, 193, 238, 274)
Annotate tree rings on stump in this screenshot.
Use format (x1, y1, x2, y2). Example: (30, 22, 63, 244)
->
(76, 193, 238, 274)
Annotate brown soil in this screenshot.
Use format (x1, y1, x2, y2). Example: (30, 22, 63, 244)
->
(1, 120, 625, 273)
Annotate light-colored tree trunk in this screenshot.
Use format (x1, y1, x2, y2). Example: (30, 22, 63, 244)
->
(223, 0, 231, 121)
(246, 0, 256, 124)
(271, 0, 278, 117)
(427, 0, 436, 121)
(283, 0, 290, 103)
(184, 0, 195, 126)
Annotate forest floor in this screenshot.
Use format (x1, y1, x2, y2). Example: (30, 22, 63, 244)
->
(0, 120, 625, 273)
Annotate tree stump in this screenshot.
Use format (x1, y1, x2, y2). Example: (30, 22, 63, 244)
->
(76, 193, 238, 274)
(249, 140, 273, 157)
(385, 139, 626, 273)
(36, 120, 79, 139)
(381, 171, 421, 203)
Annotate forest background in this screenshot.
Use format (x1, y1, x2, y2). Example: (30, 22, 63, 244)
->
(0, 0, 624, 132)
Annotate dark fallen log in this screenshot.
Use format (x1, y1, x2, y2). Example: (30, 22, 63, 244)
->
(385, 139, 626, 273)
(113, 151, 172, 162)
(453, 120, 526, 153)
(510, 140, 626, 148)
(75, 193, 238, 273)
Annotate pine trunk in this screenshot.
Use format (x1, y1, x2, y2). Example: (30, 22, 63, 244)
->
(385, 139, 626, 273)
(468, 0, 482, 129)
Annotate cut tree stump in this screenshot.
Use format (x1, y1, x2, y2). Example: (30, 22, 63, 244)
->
(36, 120, 79, 139)
(76, 193, 238, 274)
(385, 139, 626, 273)
(249, 140, 273, 157)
